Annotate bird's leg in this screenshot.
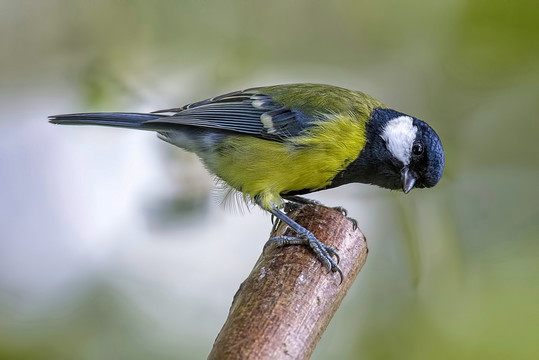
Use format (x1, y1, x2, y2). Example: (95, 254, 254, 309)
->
(282, 195, 357, 230)
(270, 213, 280, 234)
(270, 200, 302, 230)
(265, 203, 343, 283)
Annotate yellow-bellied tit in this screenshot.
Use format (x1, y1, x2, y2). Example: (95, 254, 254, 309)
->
(49, 83, 445, 281)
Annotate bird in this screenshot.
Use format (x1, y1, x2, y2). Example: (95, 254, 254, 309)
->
(49, 83, 445, 282)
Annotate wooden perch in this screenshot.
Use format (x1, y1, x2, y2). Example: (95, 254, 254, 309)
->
(208, 204, 368, 360)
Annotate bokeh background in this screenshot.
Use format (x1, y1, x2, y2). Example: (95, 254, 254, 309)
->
(1, 0, 538, 359)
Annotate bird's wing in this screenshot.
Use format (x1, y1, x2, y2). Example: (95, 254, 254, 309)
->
(148, 88, 313, 141)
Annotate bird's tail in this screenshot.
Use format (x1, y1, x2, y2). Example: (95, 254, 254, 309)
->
(48, 112, 167, 130)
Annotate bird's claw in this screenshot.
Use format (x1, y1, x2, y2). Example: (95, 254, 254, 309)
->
(347, 217, 358, 230)
(331, 206, 348, 216)
(265, 233, 343, 284)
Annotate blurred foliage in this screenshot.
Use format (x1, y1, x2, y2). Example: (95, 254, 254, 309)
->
(1, 0, 538, 359)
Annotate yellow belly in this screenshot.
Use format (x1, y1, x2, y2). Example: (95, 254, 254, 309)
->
(212, 114, 367, 210)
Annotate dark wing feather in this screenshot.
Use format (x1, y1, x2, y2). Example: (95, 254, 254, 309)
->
(148, 89, 311, 141)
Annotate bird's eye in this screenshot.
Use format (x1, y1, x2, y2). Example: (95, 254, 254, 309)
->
(412, 142, 424, 156)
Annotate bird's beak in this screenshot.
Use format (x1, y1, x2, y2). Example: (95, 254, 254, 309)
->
(401, 167, 417, 194)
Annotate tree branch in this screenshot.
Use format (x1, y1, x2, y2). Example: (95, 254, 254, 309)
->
(208, 204, 368, 360)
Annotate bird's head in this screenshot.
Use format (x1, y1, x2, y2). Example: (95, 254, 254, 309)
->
(342, 108, 445, 193)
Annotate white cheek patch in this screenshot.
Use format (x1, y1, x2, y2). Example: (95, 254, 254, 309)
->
(380, 116, 418, 165)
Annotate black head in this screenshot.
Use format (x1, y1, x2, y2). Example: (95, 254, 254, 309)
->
(407, 116, 445, 190)
(331, 108, 444, 193)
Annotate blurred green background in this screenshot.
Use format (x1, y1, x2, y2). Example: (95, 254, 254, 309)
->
(1, 0, 538, 359)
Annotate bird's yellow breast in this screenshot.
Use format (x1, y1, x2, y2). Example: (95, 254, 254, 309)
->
(213, 114, 367, 210)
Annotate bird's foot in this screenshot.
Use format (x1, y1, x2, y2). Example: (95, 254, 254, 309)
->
(282, 195, 321, 207)
(282, 195, 357, 230)
(283, 195, 350, 216)
(265, 232, 343, 284)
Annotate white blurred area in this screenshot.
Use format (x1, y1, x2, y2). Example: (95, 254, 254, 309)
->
(0, 71, 233, 334)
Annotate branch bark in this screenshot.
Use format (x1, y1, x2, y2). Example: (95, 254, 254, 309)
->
(208, 204, 368, 360)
